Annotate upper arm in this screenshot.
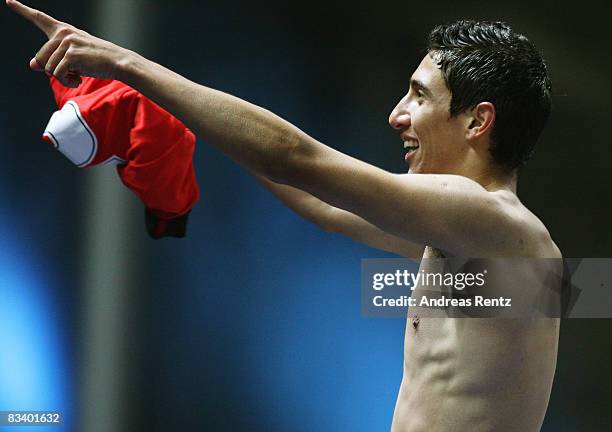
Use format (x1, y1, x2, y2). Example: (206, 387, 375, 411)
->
(254, 172, 424, 258)
(285, 139, 514, 257)
(324, 206, 425, 259)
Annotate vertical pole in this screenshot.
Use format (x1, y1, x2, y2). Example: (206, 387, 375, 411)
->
(80, 2, 152, 431)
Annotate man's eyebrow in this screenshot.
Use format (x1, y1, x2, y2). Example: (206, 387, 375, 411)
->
(410, 79, 432, 97)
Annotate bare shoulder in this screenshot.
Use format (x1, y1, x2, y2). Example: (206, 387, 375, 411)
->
(488, 190, 561, 259)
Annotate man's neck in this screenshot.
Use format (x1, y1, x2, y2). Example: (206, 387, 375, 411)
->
(468, 167, 517, 194)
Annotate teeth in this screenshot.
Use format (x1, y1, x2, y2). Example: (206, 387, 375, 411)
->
(403, 140, 419, 150)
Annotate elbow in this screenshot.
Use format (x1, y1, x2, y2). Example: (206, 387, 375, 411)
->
(317, 207, 343, 234)
(318, 217, 340, 234)
(262, 130, 313, 186)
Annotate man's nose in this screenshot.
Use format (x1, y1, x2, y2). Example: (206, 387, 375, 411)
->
(388, 103, 411, 130)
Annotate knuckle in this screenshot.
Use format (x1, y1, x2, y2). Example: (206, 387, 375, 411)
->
(56, 26, 71, 37)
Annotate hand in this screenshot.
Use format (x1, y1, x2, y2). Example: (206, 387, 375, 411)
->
(6, 0, 130, 87)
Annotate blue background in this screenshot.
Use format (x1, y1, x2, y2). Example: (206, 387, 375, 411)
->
(0, 0, 610, 431)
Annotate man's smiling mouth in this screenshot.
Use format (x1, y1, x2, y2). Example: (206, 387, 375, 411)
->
(403, 140, 420, 151)
(403, 139, 420, 163)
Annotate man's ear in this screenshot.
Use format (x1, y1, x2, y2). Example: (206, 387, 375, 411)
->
(465, 102, 496, 140)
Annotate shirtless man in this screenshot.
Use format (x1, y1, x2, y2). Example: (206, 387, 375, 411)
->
(8, 1, 561, 430)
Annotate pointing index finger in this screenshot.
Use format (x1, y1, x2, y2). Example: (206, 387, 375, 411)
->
(6, 0, 61, 38)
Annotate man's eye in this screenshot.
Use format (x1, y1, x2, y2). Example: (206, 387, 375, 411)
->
(417, 90, 425, 98)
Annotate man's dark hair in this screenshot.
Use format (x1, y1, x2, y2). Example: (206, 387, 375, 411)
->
(427, 20, 551, 169)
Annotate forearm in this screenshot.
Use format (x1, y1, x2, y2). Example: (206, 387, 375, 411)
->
(253, 173, 338, 231)
(118, 51, 309, 182)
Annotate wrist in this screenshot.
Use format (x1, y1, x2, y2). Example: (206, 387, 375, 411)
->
(113, 48, 142, 85)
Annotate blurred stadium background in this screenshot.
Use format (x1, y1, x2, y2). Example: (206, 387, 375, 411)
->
(0, 0, 610, 431)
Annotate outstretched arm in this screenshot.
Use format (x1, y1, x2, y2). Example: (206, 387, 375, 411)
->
(8, 0, 523, 257)
(253, 174, 424, 258)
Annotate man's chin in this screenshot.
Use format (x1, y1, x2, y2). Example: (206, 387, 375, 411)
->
(406, 155, 427, 174)
(407, 163, 424, 174)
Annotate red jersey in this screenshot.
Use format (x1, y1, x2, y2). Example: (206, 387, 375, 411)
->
(43, 76, 200, 238)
